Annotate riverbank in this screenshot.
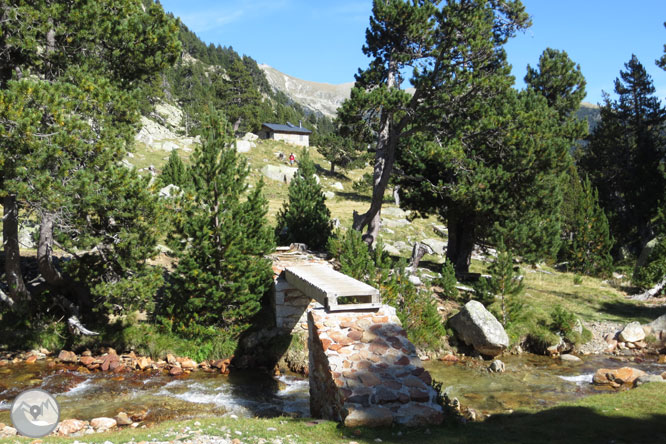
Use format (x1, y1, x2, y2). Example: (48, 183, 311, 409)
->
(1, 383, 665, 443)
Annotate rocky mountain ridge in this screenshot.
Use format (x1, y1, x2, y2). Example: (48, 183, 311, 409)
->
(259, 64, 354, 118)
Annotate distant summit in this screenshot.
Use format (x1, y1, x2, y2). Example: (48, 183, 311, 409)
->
(259, 64, 354, 118)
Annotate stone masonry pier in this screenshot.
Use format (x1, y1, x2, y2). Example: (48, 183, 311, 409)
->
(308, 305, 444, 427)
(271, 253, 443, 427)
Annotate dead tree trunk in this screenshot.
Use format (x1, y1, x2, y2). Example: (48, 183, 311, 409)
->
(630, 276, 666, 301)
(37, 212, 66, 287)
(409, 242, 434, 271)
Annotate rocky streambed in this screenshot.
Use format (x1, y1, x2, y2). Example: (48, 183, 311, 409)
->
(0, 351, 309, 437)
(0, 345, 664, 438)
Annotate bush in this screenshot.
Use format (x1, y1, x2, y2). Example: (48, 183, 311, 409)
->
(327, 229, 375, 282)
(633, 236, 666, 291)
(328, 230, 445, 350)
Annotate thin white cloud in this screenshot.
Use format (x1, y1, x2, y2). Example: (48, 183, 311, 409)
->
(171, 0, 292, 33)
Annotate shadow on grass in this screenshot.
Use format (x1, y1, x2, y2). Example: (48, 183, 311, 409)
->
(598, 300, 666, 323)
(313, 163, 350, 181)
(338, 407, 666, 444)
(335, 191, 372, 203)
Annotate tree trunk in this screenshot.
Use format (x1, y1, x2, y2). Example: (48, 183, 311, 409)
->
(3, 194, 28, 302)
(393, 185, 401, 207)
(446, 213, 475, 276)
(330, 162, 335, 174)
(352, 60, 399, 245)
(37, 212, 65, 287)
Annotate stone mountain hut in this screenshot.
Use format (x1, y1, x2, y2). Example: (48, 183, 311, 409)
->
(259, 121, 312, 147)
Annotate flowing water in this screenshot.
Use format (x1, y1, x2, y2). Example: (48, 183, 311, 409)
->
(0, 354, 664, 424)
(0, 363, 309, 425)
(425, 354, 666, 415)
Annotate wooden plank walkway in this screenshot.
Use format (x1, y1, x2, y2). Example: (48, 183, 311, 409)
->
(285, 264, 381, 311)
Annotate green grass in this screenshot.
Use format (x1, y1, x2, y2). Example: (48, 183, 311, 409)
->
(7, 383, 666, 443)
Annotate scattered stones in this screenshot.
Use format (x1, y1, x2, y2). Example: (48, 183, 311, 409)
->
(618, 322, 646, 343)
(449, 300, 509, 357)
(58, 350, 78, 363)
(159, 184, 182, 198)
(560, 354, 582, 363)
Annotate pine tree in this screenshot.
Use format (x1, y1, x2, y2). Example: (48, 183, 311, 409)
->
(275, 149, 332, 250)
(214, 58, 263, 132)
(0, 1, 180, 315)
(166, 110, 274, 329)
(338, 0, 530, 245)
(579, 55, 666, 256)
(399, 88, 571, 273)
(312, 131, 367, 174)
(159, 149, 189, 187)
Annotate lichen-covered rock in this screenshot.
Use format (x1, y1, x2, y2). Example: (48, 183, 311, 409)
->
(449, 301, 509, 357)
(618, 322, 646, 343)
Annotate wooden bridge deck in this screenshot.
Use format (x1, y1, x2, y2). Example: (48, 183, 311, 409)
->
(284, 264, 381, 311)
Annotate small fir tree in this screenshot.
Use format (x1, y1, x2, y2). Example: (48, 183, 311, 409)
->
(569, 176, 614, 276)
(166, 110, 274, 330)
(435, 260, 459, 300)
(476, 242, 524, 327)
(275, 149, 332, 250)
(159, 149, 189, 188)
(327, 229, 376, 282)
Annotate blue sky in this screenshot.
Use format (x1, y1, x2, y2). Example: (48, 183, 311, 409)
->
(159, 0, 666, 105)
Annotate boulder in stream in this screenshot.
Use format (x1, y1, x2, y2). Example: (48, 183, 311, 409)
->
(449, 300, 509, 357)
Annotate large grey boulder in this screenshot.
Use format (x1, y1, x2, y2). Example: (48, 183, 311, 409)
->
(422, 238, 447, 256)
(449, 300, 509, 357)
(649, 313, 666, 333)
(618, 321, 645, 343)
(261, 164, 298, 183)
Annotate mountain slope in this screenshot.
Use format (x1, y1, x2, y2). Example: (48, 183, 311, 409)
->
(259, 64, 354, 118)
